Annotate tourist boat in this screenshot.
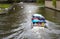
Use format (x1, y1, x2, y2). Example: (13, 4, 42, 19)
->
(32, 14, 46, 27)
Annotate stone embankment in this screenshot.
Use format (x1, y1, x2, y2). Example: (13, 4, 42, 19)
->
(45, 1, 60, 11)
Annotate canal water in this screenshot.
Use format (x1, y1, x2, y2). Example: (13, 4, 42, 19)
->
(0, 3, 60, 39)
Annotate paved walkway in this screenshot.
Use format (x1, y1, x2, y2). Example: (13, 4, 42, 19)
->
(45, 1, 60, 10)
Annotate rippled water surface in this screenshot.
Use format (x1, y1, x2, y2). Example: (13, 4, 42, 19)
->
(0, 3, 60, 39)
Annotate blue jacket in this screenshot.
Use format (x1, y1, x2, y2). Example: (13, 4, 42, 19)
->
(32, 19, 46, 23)
(32, 19, 39, 23)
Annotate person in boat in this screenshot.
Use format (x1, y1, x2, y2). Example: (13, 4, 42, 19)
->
(32, 16, 39, 24)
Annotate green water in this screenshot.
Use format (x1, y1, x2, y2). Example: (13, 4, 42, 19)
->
(38, 7, 60, 25)
(0, 3, 60, 39)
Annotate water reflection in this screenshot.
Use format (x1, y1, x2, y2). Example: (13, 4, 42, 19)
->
(38, 7, 60, 28)
(0, 3, 38, 39)
(0, 3, 60, 39)
(38, 7, 60, 23)
(0, 4, 25, 39)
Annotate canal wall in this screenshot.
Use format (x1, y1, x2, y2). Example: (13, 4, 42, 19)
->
(45, 8, 60, 24)
(44, 1, 60, 24)
(45, 1, 60, 11)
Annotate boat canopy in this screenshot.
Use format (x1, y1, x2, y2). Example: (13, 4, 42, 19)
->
(32, 14, 45, 18)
